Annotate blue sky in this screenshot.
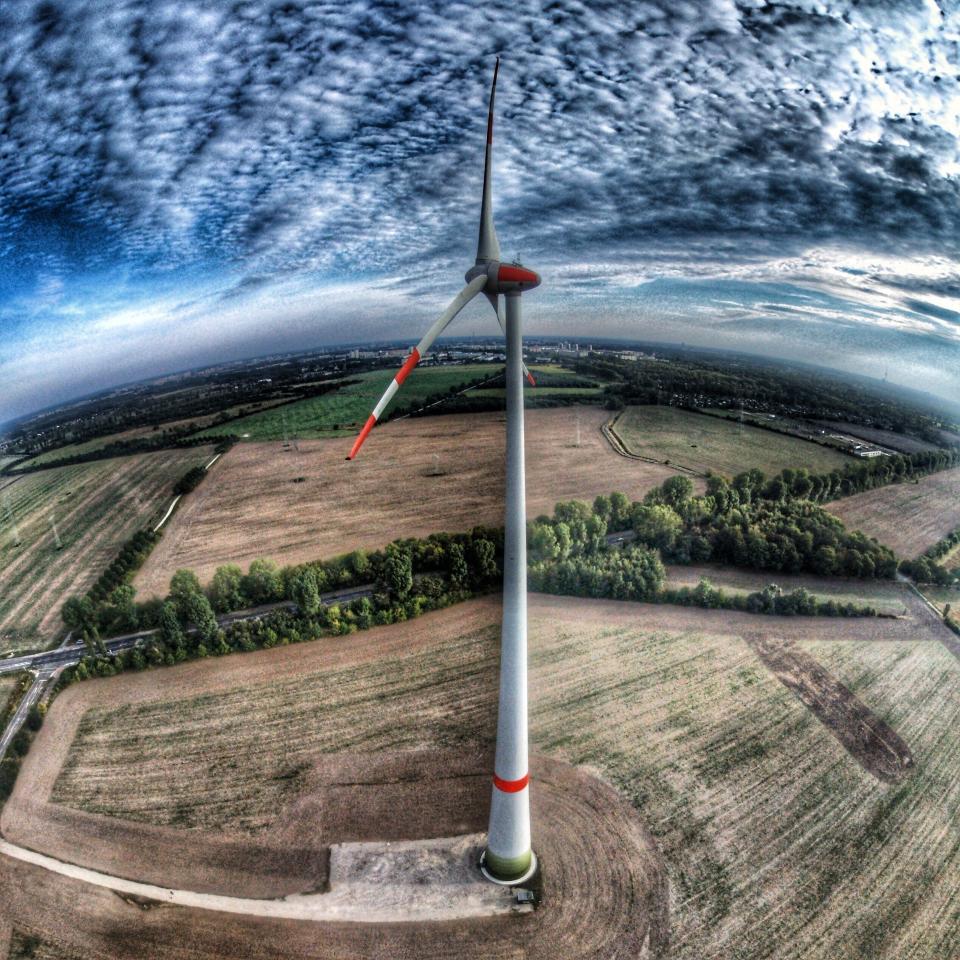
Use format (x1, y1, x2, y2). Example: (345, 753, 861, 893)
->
(1, 0, 959, 422)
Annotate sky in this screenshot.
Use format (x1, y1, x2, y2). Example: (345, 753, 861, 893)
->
(1, 0, 959, 423)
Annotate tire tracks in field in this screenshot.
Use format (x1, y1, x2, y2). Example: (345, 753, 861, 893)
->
(746, 634, 914, 784)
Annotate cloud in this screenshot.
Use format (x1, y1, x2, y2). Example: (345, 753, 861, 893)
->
(0, 0, 959, 419)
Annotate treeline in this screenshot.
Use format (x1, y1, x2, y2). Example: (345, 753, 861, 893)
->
(385, 366, 601, 421)
(8, 436, 233, 475)
(574, 353, 955, 443)
(174, 465, 207, 496)
(61, 529, 160, 640)
(0, 678, 44, 804)
(528, 495, 882, 615)
(8, 434, 212, 474)
(530, 477, 896, 581)
(62, 527, 504, 680)
(385, 368, 504, 421)
(900, 526, 960, 585)
(60, 453, 218, 640)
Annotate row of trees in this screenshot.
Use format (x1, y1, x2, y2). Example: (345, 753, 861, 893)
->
(0, 680, 44, 804)
(531, 480, 897, 580)
(527, 496, 882, 614)
(62, 528, 507, 682)
(574, 352, 956, 442)
(900, 526, 960, 586)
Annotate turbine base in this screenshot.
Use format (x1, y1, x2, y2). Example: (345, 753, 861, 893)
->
(478, 849, 538, 886)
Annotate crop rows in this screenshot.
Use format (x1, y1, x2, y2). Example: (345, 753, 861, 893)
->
(47, 594, 960, 958)
(0, 449, 212, 653)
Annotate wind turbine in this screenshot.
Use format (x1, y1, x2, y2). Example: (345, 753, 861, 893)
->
(346, 58, 539, 885)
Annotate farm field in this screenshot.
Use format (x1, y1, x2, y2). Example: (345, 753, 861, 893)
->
(194, 364, 499, 441)
(615, 406, 849, 477)
(5, 593, 958, 958)
(664, 565, 912, 616)
(826, 467, 960, 558)
(15, 401, 289, 469)
(0, 448, 214, 654)
(133, 407, 689, 599)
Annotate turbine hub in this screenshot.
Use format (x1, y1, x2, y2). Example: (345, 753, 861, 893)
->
(465, 260, 541, 295)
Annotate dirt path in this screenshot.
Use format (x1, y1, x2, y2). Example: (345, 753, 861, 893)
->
(747, 635, 914, 783)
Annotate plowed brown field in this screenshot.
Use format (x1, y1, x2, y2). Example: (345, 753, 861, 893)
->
(826, 467, 960, 558)
(133, 408, 687, 599)
(4, 592, 959, 958)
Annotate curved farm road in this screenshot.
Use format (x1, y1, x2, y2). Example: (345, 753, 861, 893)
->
(0, 757, 669, 959)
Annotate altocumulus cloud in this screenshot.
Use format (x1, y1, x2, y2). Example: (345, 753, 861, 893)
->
(1, 0, 959, 419)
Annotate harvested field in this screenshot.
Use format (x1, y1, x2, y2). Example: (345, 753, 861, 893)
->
(6, 590, 959, 958)
(0, 758, 665, 960)
(134, 408, 687, 599)
(826, 467, 960, 558)
(746, 634, 914, 782)
(614, 405, 848, 477)
(665, 564, 912, 616)
(0, 449, 213, 653)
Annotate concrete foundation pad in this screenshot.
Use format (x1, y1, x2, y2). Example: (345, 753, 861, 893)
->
(324, 832, 522, 919)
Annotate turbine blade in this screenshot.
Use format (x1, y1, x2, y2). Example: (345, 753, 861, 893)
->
(485, 292, 535, 386)
(476, 58, 501, 264)
(346, 275, 488, 460)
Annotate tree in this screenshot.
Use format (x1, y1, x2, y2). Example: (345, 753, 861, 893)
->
(470, 538, 500, 582)
(382, 547, 413, 599)
(661, 475, 694, 509)
(108, 584, 139, 632)
(62, 595, 96, 633)
(608, 492, 632, 530)
(632, 504, 683, 553)
(209, 564, 246, 613)
(291, 568, 321, 615)
(186, 592, 219, 646)
(243, 558, 283, 605)
(448, 543, 469, 589)
(529, 523, 560, 563)
(158, 600, 185, 650)
(347, 549, 370, 580)
(592, 495, 611, 522)
(169, 569, 203, 618)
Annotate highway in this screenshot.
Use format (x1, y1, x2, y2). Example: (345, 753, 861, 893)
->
(0, 585, 374, 679)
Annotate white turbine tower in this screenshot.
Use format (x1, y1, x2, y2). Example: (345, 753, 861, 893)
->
(347, 58, 539, 884)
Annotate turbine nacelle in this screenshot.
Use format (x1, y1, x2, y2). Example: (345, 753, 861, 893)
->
(466, 260, 541, 295)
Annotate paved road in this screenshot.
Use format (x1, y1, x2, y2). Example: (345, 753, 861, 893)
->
(0, 585, 374, 679)
(0, 671, 48, 758)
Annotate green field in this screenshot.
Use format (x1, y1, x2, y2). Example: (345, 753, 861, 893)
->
(614, 405, 850, 477)
(195, 364, 584, 441)
(664, 565, 911, 615)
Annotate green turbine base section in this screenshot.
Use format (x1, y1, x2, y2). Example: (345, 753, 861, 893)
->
(483, 847, 533, 882)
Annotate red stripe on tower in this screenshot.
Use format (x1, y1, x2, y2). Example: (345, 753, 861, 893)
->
(346, 414, 377, 460)
(493, 772, 530, 793)
(395, 348, 421, 386)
